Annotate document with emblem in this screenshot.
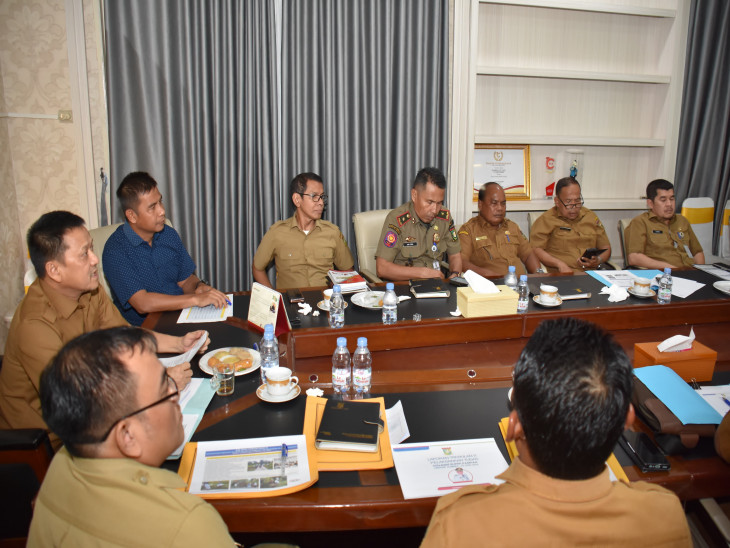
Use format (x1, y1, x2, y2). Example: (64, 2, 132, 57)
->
(392, 438, 508, 499)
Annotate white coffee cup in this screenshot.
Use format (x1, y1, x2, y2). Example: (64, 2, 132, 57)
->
(266, 366, 299, 396)
(633, 278, 651, 295)
(540, 284, 559, 304)
(322, 289, 333, 308)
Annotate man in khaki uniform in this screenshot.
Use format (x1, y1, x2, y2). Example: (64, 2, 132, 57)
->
(375, 167, 462, 281)
(625, 179, 704, 269)
(0, 211, 203, 449)
(421, 318, 691, 548)
(530, 177, 612, 273)
(253, 172, 354, 289)
(28, 327, 235, 547)
(459, 182, 539, 277)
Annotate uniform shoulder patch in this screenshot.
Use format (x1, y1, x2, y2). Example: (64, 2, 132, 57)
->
(388, 223, 401, 235)
(436, 209, 451, 221)
(397, 211, 411, 227)
(384, 231, 398, 248)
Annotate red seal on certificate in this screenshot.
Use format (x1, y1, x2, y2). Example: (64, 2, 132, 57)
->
(384, 231, 397, 248)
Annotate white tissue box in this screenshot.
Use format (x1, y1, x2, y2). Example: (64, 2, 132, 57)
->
(457, 285, 518, 318)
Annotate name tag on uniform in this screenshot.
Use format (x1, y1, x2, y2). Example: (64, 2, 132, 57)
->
(403, 242, 417, 247)
(559, 227, 572, 231)
(475, 236, 487, 241)
(652, 229, 663, 234)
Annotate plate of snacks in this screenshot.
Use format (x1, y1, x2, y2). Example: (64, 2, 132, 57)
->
(199, 347, 261, 376)
(351, 291, 385, 310)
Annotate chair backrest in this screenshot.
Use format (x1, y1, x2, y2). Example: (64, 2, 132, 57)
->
(351, 209, 391, 283)
(722, 200, 730, 259)
(681, 197, 714, 256)
(618, 218, 632, 268)
(527, 211, 542, 238)
(89, 222, 124, 297)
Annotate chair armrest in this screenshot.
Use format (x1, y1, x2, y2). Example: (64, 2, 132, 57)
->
(0, 429, 49, 451)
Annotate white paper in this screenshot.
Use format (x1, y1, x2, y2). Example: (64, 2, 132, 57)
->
(158, 331, 208, 368)
(667, 276, 704, 299)
(177, 294, 233, 323)
(696, 385, 730, 417)
(595, 271, 638, 289)
(385, 401, 410, 444)
(463, 270, 499, 294)
(693, 264, 730, 281)
(657, 327, 695, 353)
(392, 438, 508, 499)
(188, 435, 311, 495)
(170, 414, 200, 459)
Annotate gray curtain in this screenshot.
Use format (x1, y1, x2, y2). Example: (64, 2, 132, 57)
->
(104, 1, 281, 291)
(675, 0, 730, 255)
(281, 0, 449, 267)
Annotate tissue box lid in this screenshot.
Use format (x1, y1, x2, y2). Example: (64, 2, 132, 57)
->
(457, 285, 518, 302)
(457, 285, 518, 318)
(633, 341, 717, 382)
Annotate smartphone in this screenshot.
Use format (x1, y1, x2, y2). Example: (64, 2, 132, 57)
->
(618, 430, 670, 473)
(581, 248, 607, 259)
(448, 276, 469, 287)
(286, 288, 304, 303)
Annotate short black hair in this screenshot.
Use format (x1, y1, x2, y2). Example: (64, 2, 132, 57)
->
(27, 211, 86, 279)
(512, 318, 632, 480)
(40, 327, 157, 456)
(117, 171, 159, 216)
(555, 177, 580, 198)
(646, 179, 674, 201)
(478, 182, 502, 202)
(412, 167, 446, 190)
(289, 172, 323, 198)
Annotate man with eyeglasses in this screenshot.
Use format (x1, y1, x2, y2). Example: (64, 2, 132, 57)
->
(28, 327, 235, 547)
(253, 172, 354, 289)
(458, 182, 540, 277)
(530, 177, 611, 273)
(375, 167, 462, 281)
(0, 211, 205, 450)
(103, 171, 228, 326)
(624, 179, 704, 269)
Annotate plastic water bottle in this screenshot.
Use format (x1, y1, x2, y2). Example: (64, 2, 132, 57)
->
(352, 337, 372, 396)
(259, 324, 279, 384)
(504, 265, 518, 291)
(329, 284, 345, 328)
(382, 282, 398, 325)
(657, 267, 672, 305)
(332, 337, 351, 395)
(517, 275, 529, 314)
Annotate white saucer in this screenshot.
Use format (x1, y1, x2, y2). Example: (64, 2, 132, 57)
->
(713, 281, 730, 296)
(256, 384, 301, 403)
(317, 300, 349, 312)
(533, 295, 562, 307)
(627, 287, 656, 299)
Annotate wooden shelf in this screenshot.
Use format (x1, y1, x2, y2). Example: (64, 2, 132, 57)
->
(474, 135, 665, 147)
(477, 66, 671, 84)
(480, 0, 676, 18)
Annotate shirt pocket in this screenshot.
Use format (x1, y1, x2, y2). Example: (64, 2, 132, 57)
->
(315, 246, 335, 261)
(551, 227, 574, 251)
(496, 238, 520, 260)
(278, 247, 305, 264)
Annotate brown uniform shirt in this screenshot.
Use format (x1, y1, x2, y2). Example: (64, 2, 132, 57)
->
(253, 215, 354, 290)
(530, 206, 610, 273)
(421, 457, 691, 548)
(375, 201, 460, 268)
(624, 211, 702, 267)
(458, 216, 532, 276)
(28, 448, 235, 547)
(0, 279, 126, 444)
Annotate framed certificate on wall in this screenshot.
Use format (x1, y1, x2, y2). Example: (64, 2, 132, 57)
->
(473, 144, 531, 201)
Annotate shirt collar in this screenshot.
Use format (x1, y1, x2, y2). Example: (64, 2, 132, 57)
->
(498, 456, 614, 503)
(286, 214, 321, 232)
(647, 211, 676, 224)
(38, 277, 91, 320)
(553, 206, 586, 223)
(123, 222, 160, 247)
(409, 201, 431, 227)
(476, 214, 507, 230)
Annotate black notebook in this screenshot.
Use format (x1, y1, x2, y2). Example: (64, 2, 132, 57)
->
(409, 278, 451, 298)
(315, 399, 383, 453)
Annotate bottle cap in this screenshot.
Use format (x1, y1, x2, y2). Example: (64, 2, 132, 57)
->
(264, 323, 273, 333)
(357, 337, 367, 347)
(519, 274, 527, 281)
(333, 284, 342, 293)
(508, 265, 516, 272)
(337, 337, 347, 347)
(386, 282, 394, 290)
(664, 267, 671, 274)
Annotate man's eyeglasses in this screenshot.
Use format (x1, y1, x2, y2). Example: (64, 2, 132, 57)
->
(99, 375, 179, 441)
(298, 192, 328, 203)
(558, 195, 584, 209)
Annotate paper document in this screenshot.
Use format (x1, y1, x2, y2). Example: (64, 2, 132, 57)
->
(168, 377, 215, 460)
(635, 365, 723, 425)
(587, 270, 662, 288)
(694, 264, 730, 281)
(392, 438, 508, 499)
(696, 385, 730, 417)
(188, 435, 312, 495)
(159, 331, 208, 368)
(667, 276, 704, 298)
(385, 401, 410, 444)
(177, 295, 233, 323)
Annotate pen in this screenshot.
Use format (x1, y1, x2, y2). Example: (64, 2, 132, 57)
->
(225, 297, 232, 306)
(722, 395, 730, 407)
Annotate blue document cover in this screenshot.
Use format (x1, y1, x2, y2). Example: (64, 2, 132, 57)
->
(587, 269, 662, 287)
(635, 365, 723, 425)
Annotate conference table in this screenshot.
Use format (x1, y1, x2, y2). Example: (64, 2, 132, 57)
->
(146, 269, 730, 540)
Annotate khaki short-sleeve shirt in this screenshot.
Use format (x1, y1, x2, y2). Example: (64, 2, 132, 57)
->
(253, 215, 354, 290)
(458, 216, 532, 276)
(624, 212, 702, 267)
(375, 201, 460, 268)
(529, 206, 610, 273)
